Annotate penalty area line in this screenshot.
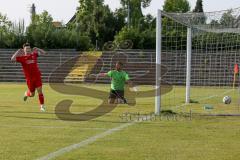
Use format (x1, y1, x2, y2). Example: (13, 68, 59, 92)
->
(36, 121, 136, 160)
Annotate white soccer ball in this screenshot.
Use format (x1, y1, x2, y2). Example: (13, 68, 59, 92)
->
(223, 96, 231, 104)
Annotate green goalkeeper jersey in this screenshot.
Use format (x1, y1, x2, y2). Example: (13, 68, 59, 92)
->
(107, 70, 130, 91)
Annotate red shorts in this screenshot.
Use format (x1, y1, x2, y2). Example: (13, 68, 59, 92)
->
(26, 77, 42, 93)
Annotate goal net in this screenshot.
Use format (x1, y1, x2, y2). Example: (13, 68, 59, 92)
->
(157, 7, 240, 115)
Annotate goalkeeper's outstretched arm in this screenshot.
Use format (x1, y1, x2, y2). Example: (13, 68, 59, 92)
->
(11, 49, 23, 62)
(98, 73, 108, 77)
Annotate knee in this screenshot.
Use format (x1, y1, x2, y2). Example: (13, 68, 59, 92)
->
(38, 91, 43, 95)
(30, 92, 35, 97)
(37, 89, 43, 95)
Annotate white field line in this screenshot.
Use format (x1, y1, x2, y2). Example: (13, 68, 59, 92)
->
(174, 89, 234, 109)
(36, 121, 136, 160)
(36, 89, 235, 160)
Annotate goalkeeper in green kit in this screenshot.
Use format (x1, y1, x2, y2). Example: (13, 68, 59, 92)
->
(98, 61, 134, 104)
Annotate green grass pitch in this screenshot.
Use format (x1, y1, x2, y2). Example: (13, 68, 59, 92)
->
(1, 83, 240, 160)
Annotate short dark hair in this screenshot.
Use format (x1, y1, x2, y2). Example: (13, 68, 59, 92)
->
(116, 61, 123, 66)
(23, 43, 30, 48)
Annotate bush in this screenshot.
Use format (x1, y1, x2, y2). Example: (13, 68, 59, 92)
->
(115, 27, 143, 49)
(114, 26, 155, 49)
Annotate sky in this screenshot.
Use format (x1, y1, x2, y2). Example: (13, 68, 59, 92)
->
(0, 0, 240, 25)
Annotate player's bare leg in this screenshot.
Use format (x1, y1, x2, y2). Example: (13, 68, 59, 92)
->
(116, 98, 126, 104)
(23, 90, 35, 101)
(108, 98, 116, 104)
(37, 86, 46, 112)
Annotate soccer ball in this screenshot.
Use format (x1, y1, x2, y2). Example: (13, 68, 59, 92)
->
(223, 96, 231, 104)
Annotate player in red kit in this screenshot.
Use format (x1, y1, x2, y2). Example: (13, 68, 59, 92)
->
(11, 43, 47, 112)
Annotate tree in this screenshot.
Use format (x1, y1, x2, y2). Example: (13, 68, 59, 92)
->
(0, 13, 12, 32)
(210, 19, 219, 27)
(120, 0, 151, 27)
(114, 26, 155, 49)
(114, 0, 157, 49)
(113, 8, 127, 33)
(115, 26, 143, 49)
(75, 0, 117, 49)
(163, 0, 190, 13)
(162, 0, 190, 50)
(9, 20, 26, 48)
(30, 3, 36, 24)
(193, 0, 203, 12)
(26, 11, 55, 48)
(192, 0, 205, 24)
(220, 10, 236, 27)
(0, 13, 13, 47)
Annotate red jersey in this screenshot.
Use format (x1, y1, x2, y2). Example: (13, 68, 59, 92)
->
(16, 51, 41, 80)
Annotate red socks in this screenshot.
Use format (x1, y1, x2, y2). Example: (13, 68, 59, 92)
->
(26, 90, 44, 105)
(38, 93, 44, 105)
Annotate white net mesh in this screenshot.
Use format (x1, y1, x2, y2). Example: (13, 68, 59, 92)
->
(163, 7, 240, 32)
(160, 8, 240, 115)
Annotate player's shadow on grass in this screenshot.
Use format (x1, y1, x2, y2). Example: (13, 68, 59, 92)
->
(49, 54, 173, 121)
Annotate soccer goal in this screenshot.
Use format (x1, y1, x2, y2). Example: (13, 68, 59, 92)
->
(156, 7, 240, 115)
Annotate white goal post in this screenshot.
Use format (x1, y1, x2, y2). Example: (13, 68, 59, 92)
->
(155, 10, 162, 115)
(155, 10, 193, 114)
(155, 8, 240, 114)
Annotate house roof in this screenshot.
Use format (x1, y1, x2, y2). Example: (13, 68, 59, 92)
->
(67, 14, 77, 25)
(52, 21, 63, 28)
